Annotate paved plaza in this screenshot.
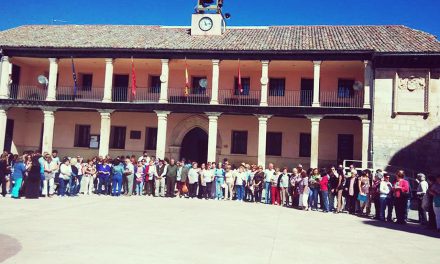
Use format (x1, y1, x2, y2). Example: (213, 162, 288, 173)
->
(0, 196, 439, 264)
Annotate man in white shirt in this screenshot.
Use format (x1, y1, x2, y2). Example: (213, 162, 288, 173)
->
(416, 173, 429, 224)
(138, 151, 151, 164)
(264, 163, 275, 204)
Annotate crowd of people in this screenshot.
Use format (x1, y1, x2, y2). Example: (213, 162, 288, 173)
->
(1, 150, 440, 232)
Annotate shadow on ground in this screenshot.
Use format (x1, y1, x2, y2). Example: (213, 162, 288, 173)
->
(0, 234, 22, 263)
(362, 220, 440, 239)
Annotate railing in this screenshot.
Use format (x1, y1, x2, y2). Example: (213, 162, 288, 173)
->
(268, 90, 313, 107)
(168, 88, 211, 104)
(218, 90, 261, 106)
(56, 86, 104, 101)
(320, 91, 363, 108)
(133, 88, 160, 103)
(9, 85, 47, 101)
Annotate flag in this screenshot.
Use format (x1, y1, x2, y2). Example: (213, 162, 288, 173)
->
(131, 57, 137, 101)
(184, 58, 190, 96)
(71, 57, 77, 100)
(238, 59, 243, 94)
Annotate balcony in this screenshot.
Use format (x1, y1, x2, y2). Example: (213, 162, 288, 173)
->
(218, 90, 261, 106)
(10, 85, 47, 101)
(168, 88, 211, 104)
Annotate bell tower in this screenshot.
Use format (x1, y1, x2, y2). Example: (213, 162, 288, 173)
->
(191, 0, 226, 36)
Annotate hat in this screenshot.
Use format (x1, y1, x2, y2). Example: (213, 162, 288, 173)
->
(417, 173, 426, 180)
(375, 172, 384, 180)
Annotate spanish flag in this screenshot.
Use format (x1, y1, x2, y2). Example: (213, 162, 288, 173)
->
(184, 58, 190, 96)
(131, 57, 137, 101)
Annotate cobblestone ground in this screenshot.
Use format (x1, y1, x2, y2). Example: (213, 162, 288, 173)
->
(0, 196, 439, 264)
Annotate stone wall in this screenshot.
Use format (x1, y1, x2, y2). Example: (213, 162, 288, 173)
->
(373, 68, 440, 176)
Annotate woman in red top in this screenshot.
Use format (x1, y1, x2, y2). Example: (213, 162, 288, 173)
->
(319, 169, 329, 212)
(393, 170, 410, 224)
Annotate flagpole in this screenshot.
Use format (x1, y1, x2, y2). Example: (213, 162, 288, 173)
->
(71, 56, 77, 101)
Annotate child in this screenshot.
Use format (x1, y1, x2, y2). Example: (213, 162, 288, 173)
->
(135, 162, 145, 196)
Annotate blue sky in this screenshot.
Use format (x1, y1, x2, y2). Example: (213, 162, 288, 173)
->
(1, 0, 439, 37)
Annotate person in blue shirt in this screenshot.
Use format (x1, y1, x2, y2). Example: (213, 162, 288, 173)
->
(97, 159, 111, 195)
(11, 156, 26, 199)
(112, 159, 124, 196)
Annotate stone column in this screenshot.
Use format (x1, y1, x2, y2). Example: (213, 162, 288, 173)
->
(0, 56, 11, 99)
(363, 60, 372, 108)
(102, 58, 114, 102)
(312, 61, 321, 107)
(257, 115, 272, 168)
(206, 112, 221, 162)
(42, 108, 56, 154)
(260, 60, 270, 106)
(155, 111, 171, 159)
(210, 59, 220, 104)
(0, 108, 8, 152)
(46, 58, 59, 101)
(98, 110, 113, 157)
(159, 59, 169, 103)
(362, 119, 371, 169)
(309, 116, 321, 168)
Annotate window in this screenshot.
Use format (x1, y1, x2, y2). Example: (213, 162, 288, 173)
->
(79, 74, 93, 91)
(231, 131, 248, 154)
(269, 78, 285, 96)
(74, 125, 91, 148)
(150, 76, 161, 93)
(337, 79, 355, 98)
(299, 133, 311, 157)
(234, 77, 250, 95)
(110, 126, 126, 149)
(192, 76, 207, 94)
(266, 132, 282, 156)
(145, 127, 158, 150)
(130, 130, 141, 140)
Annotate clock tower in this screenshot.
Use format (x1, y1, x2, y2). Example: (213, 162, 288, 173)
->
(191, 0, 225, 36)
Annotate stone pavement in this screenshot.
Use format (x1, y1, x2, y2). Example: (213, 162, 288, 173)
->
(0, 196, 439, 264)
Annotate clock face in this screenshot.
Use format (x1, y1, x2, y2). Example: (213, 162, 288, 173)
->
(199, 17, 213, 31)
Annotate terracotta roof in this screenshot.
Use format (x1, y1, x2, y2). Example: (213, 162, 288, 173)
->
(0, 25, 439, 53)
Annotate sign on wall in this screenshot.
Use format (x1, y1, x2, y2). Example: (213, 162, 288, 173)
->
(89, 135, 100, 149)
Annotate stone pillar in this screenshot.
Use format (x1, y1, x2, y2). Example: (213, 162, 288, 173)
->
(102, 58, 114, 102)
(0, 56, 11, 99)
(42, 108, 56, 154)
(260, 60, 270, 106)
(312, 61, 321, 107)
(0, 108, 7, 152)
(155, 111, 170, 159)
(363, 60, 372, 108)
(309, 116, 321, 168)
(206, 112, 221, 162)
(362, 119, 371, 169)
(257, 115, 272, 168)
(159, 59, 169, 103)
(98, 110, 113, 157)
(46, 58, 59, 101)
(210, 59, 220, 104)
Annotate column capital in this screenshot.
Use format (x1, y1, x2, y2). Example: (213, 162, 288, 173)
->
(0, 106, 9, 112)
(1, 56, 10, 63)
(41, 107, 58, 113)
(363, 60, 372, 67)
(313, 60, 322, 66)
(361, 119, 371, 125)
(155, 110, 171, 118)
(255, 114, 272, 122)
(307, 115, 322, 122)
(161, 59, 170, 64)
(206, 112, 222, 118)
(98, 109, 114, 117)
(261, 60, 270, 65)
(105, 58, 114, 64)
(48, 58, 59, 64)
(212, 59, 220, 65)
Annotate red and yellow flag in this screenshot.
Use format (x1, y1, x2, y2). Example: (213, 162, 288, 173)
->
(184, 58, 190, 96)
(238, 59, 243, 94)
(131, 57, 137, 100)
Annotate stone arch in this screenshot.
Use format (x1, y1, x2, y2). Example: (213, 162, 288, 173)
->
(168, 114, 222, 159)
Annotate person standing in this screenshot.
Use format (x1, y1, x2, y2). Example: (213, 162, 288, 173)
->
(379, 173, 393, 221)
(358, 171, 370, 216)
(319, 169, 329, 212)
(0, 153, 9, 197)
(328, 167, 339, 212)
(416, 173, 429, 225)
(80, 159, 96, 195)
(393, 170, 410, 224)
(344, 170, 358, 214)
(298, 171, 309, 210)
(234, 165, 246, 202)
(166, 159, 178, 198)
(253, 166, 264, 203)
(308, 168, 321, 211)
(202, 163, 213, 200)
(279, 168, 289, 207)
(335, 168, 345, 213)
(124, 158, 135, 196)
(11, 156, 26, 199)
(214, 163, 225, 200)
(155, 159, 167, 197)
(43, 154, 58, 197)
(270, 168, 281, 205)
(224, 165, 234, 201)
(25, 156, 41, 199)
(97, 159, 111, 195)
(264, 163, 275, 204)
(428, 175, 440, 232)
(112, 159, 124, 196)
(135, 161, 145, 196)
(59, 157, 72, 197)
(146, 160, 158, 196)
(188, 162, 199, 198)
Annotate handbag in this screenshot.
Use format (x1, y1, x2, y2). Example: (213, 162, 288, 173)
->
(421, 194, 430, 211)
(357, 193, 367, 202)
(182, 183, 188, 194)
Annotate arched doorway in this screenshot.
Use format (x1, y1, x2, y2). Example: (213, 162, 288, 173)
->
(180, 127, 208, 164)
